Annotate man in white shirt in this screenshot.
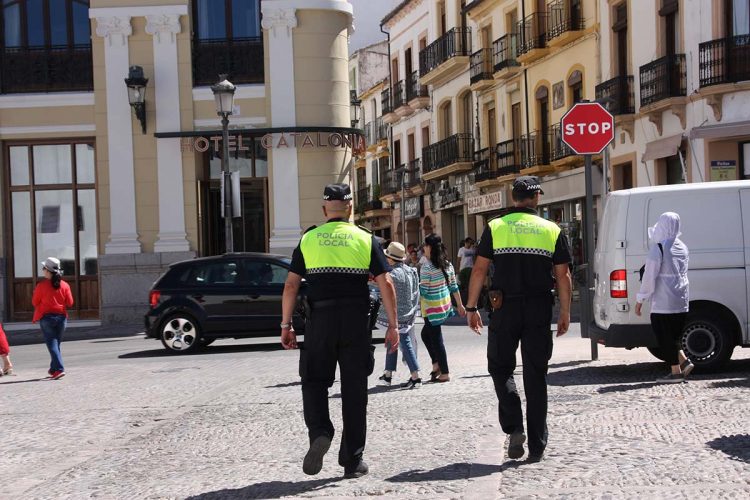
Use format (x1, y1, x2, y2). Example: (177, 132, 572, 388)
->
(457, 237, 476, 271)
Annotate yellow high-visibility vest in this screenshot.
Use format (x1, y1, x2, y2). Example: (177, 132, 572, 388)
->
(489, 212, 560, 258)
(300, 221, 372, 275)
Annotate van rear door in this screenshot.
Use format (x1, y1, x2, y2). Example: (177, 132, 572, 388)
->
(593, 191, 629, 330)
(740, 189, 750, 344)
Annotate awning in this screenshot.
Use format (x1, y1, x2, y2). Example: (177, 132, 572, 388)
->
(690, 120, 750, 140)
(642, 133, 683, 162)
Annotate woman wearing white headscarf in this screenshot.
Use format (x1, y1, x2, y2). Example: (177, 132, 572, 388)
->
(635, 212, 692, 382)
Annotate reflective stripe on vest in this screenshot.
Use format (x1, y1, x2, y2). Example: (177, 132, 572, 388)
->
(300, 221, 372, 275)
(489, 212, 560, 258)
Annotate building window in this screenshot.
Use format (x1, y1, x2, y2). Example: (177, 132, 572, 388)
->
(660, 153, 687, 184)
(727, 0, 750, 36)
(440, 101, 453, 139)
(568, 70, 583, 103)
(659, 0, 680, 56)
(612, 162, 633, 190)
(612, 2, 628, 77)
(1, 0, 91, 48)
(460, 91, 473, 135)
(195, 0, 261, 40)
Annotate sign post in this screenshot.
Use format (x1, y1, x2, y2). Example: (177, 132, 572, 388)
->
(561, 102, 615, 361)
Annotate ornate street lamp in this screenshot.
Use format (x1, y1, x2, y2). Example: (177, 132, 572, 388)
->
(124, 65, 148, 134)
(211, 75, 236, 253)
(350, 90, 362, 129)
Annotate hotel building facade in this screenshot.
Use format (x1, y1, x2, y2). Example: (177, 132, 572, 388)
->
(0, 0, 359, 323)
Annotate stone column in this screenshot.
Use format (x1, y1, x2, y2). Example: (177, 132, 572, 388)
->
(93, 15, 141, 254)
(146, 10, 190, 252)
(262, 5, 301, 254)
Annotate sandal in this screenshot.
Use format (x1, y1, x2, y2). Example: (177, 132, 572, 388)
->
(429, 370, 441, 382)
(680, 359, 695, 379)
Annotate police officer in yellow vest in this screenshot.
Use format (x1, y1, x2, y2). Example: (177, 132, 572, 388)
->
(465, 176, 572, 463)
(281, 183, 399, 479)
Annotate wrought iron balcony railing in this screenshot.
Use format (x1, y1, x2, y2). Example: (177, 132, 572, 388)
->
(470, 49, 494, 84)
(496, 139, 522, 176)
(517, 13, 548, 56)
(419, 27, 472, 76)
(549, 124, 574, 162)
(193, 37, 264, 86)
(639, 54, 687, 107)
(0, 45, 93, 93)
(382, 87, 394, 115)
(595, 75, 635, 115)
(381, 167, 405, 196)
(406, 70, 429, 101)
(492, 34, 520, 72)
(699, 35, 750, 87)
(393, 80, 407, 109)
(376, 116, 389, 142)
(546, 0, 585, 41)
(473, 147, 496, 182)
(405, 159, 422, 188)
(423, 133, 474, 174)
(520, 132, 550, 168)
(364, 122, 375, 148)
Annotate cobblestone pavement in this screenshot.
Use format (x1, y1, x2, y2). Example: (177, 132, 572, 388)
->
(2, 324, 749, 499)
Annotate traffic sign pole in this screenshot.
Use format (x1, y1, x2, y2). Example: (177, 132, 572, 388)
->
(584, 153, 598, 361)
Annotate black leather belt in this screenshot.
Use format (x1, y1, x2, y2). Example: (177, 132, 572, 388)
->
(309, 297, 370, 309)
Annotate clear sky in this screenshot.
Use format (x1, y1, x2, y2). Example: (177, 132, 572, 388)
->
(348, 0, 401, 54)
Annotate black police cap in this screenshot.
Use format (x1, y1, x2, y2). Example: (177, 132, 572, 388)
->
(512, 175, 544, 195)
(323, 183, 353, 201)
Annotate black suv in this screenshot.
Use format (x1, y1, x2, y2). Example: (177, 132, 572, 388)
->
(145, 253, 306, 353)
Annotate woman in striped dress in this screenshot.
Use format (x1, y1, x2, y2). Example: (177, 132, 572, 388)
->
(419, 234, 466, 382)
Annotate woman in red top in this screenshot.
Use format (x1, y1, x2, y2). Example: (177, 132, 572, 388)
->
(0, 322, 13, 376)
(32, 257, 74, 380)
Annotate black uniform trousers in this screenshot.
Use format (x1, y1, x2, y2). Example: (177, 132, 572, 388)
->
(299, 298, 374, 468)
(487, 295, 554, 456)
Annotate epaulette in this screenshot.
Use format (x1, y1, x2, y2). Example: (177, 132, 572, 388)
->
(357, 225, 372, 234)
(303, 225, 317, 234)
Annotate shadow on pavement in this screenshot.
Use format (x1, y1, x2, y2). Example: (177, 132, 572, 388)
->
(265, 381, 302, 389)
(707, 434, 750, 464)
(119, 342, 289, 359)
(596, 382, 661, 394)
(385, 462, 520, 483)
(8, 326, 144, 346)
(330, 384, 395, 399)
(548, 360, 592, 370)
(708, 378, 750, 389)
(0, 377, 49, 385)
(187, 477, 344, 500)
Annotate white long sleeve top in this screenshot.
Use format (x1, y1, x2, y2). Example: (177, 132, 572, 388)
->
(636, 238, 689, 313)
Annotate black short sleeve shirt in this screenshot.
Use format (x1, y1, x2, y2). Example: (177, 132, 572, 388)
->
(290, 222, 390, 301)
(477, 208, 571, 295)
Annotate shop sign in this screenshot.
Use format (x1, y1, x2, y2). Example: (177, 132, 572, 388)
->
(403, 196, 422, 220)
(710, 160, 736, 181)
(467, 191, 504, 215)
(181, 132, 365, 155)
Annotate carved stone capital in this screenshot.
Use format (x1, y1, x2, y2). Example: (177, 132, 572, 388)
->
(261, 8, 297, 37)
(705, 94, 723, 121)
(146, 14, 182, 44)
(95, 16, 132, 47)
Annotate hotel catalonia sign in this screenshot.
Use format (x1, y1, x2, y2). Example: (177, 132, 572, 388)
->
(181, 132, 366, 155)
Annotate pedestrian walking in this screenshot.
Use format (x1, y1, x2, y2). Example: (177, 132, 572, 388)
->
(280, 183, 399, 479)
(0, 322, 14, 376)
(33, 257, 74, 380)
(465, 176, 572, 463)
(419, 233, 466, 383)
(376, 242, 422, 389)
(635, 212, 692, 382)
(457, 237, 476, 272)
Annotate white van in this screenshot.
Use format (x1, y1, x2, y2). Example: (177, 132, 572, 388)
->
(590, 180, 750, 371)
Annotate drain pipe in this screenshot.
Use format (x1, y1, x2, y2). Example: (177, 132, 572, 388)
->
(521, 1, 531, 161)
(380, 22, 397, 240)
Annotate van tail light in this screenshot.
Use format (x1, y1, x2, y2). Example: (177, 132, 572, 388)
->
(149, 290, 161, 308)
(609, 270, 628, 298)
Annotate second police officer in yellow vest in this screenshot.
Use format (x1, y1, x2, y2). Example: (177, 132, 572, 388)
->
(465, 176, 572, 463)
(280, 183, 399, 479)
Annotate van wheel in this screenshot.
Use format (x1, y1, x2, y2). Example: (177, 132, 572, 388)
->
(160, 313, 202, 354)
(680, 312, 734, 372)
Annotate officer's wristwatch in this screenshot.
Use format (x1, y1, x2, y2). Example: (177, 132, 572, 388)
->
(280, 322, 292, 329)
(465, 306, 479, 313)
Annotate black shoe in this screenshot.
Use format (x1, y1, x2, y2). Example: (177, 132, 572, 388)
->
(401, 377, 422, 389)
(378, 374, 392, 386)
(302, 435, 331, 476)
(343, 460, 369, 479)
(506, 431, 526, 460)
(527, 452, 544, 463)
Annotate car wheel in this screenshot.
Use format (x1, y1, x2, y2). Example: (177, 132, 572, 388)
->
(160, 313, 202, 354)
(680, 312, 734, 372)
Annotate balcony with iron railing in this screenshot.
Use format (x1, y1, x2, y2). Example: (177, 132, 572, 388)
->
(699, 35, 750, 88)
(473, 147, 497, 184)
(470, 49, 494, 90)
(406, 70, 430, 108)
(549, 123, 578, 167)
(519, 132, 552, 172)
(492, 34, 520, 78)
(193, 37, 264, 86)
(546, 0, 585, 47)
(405, 159, 423, 191)
(595, 75, 635, 115)
(376, 116, 389, 142)
(496, 139, 522, 178)
(381, 167, 405, 199)
(419, 27, 472, 86)
(639, 54, 687, 108)
(0, 45, 93, 93)
(422, 133, 475, 180)
(516, 13, 549, 63)
(392, 80, 413, 118)
(382, 86, 398, 124)
(364, 121, 375, 149)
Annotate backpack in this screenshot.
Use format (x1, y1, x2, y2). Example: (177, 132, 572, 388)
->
(638, 243, 663, 282)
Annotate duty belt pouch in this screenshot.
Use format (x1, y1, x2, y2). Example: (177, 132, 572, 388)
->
(489, 290, 503, 311)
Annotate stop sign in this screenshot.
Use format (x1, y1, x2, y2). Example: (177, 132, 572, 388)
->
(561, 102, 614, 155)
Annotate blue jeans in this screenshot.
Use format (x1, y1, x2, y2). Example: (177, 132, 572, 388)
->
(384, 326, 420, 374)
(40, 314, 66, 372)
